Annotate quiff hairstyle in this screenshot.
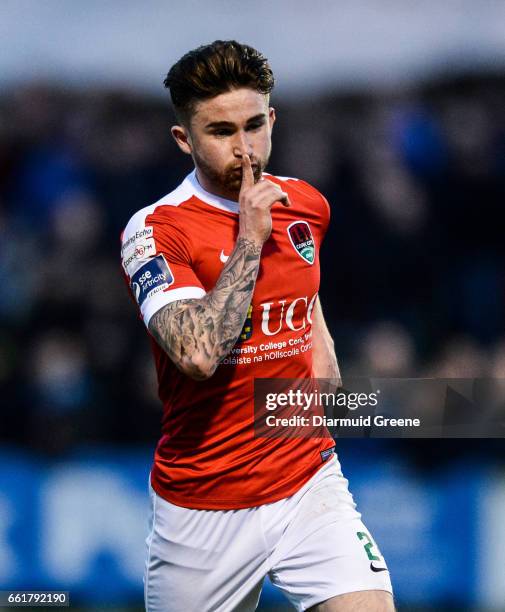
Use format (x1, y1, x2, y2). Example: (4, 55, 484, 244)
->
(163, 40, 275, 126)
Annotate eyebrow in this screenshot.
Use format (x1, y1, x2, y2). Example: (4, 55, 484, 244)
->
(204, 113, 266, 130)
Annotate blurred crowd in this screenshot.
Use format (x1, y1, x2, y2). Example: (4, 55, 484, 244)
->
(1, 74, 504, 457)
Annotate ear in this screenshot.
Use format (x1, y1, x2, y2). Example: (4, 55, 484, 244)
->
(171, 125, 193, 155)
(268, 107, 276, 130)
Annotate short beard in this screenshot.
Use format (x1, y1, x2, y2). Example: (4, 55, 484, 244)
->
(193, 149, 269, 197)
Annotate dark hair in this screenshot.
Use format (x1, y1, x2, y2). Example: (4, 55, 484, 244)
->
(163, 40, 274, 125)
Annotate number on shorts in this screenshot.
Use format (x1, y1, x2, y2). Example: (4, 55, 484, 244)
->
(357, 531, 380, 561)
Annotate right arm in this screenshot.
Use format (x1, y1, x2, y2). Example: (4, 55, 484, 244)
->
(148, 155, 291, 380)
(149, 236, 261, 380)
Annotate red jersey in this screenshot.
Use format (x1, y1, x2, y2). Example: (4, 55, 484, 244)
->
(121, 170, 334, 509)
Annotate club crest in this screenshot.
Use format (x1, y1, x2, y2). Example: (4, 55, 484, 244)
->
(287, 221, 315, 264)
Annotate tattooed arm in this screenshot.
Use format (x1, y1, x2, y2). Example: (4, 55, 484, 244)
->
(149, 237, 261, 380)
(148, 154, 291, 381)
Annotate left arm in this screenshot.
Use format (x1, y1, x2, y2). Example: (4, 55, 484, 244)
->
(311, 295, 341, 387)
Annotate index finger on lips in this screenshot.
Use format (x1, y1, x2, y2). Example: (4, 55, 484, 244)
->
(240, 154, 255, 191)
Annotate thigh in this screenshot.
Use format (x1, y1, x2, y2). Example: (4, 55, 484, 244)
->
(268, 458, 393, 612)
(144, 484, 267, 612)
(308, 590, 395, 611)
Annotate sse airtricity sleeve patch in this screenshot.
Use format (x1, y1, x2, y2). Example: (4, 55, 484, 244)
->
(121, 205, 207, 327)
(131, 254, 174, 307)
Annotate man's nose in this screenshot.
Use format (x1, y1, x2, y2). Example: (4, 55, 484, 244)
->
(233, 131, 253, 157)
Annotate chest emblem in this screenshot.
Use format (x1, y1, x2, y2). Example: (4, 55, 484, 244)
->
(287, 221, 315, 264)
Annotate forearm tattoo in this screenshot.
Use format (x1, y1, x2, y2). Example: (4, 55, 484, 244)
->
(148, 237, 262, 379)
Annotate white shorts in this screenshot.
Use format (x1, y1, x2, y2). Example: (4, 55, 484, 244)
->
(144, 455, 392, 612)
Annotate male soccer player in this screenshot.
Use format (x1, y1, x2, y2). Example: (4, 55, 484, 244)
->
(121, 40, 393, 612)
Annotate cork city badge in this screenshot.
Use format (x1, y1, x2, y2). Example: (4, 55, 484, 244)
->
(287, 221, 315, 264)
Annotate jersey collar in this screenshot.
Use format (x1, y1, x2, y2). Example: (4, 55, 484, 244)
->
(187, 170, 240, 214)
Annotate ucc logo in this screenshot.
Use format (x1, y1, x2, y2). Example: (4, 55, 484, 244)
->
(260, 293, 318, 336)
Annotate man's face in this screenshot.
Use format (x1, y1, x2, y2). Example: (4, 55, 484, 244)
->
(172, 88, 275, 197)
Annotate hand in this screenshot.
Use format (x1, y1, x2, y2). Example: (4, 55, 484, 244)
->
(238, 154, 291, 245)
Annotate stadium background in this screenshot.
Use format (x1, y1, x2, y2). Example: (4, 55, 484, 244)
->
(1, 1, 505, 610)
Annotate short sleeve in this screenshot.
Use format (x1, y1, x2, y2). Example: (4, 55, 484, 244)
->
(319, 192, 331, 242)
(293, 178, 331, 247)
(121, 207, 205, 326)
